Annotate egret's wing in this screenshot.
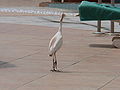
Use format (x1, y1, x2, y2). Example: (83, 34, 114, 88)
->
(49, 36, 56, 49)
(53, 37, 63, 52)
(48, 32, 58, 56)
(49, 31, 63, 56)
(49, 32, 59, 49)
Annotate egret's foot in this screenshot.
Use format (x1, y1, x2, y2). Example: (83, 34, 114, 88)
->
(50, 69, 56, 72)
(55, 70, 63, 72)
(50, 69, 62, 72)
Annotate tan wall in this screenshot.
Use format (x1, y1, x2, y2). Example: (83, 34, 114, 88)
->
(35, 0, 51, 3)
(0, 0, 51, 7)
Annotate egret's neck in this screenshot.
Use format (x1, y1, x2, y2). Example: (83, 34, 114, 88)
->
(58, 14, 64, 33)
(58, 21, 62, 33)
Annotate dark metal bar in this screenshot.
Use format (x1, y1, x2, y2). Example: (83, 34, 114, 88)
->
(111, 0, 115, 33)
(97, 0, 102, 32)
(98, 0, 102, 4)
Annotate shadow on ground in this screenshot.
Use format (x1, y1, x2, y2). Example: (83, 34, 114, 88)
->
(0, 61, 16, 68)
(51, 70, 103, 74)
(89, 44, 114, 48)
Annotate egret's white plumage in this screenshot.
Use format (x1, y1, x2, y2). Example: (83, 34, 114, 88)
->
(49, 14, 65, 71)
(49, 31, 63, 56)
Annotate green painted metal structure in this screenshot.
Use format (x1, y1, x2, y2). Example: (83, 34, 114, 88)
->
(79, 1, 120, 21)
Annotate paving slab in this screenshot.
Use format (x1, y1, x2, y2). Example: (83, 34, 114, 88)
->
(15, 73, 117, 90)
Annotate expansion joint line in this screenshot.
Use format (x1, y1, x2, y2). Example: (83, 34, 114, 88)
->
(97, 74, 120, 90)
(61, 49, 107, 71)
(0, 49, 42, 66)
(13, 74, 48, 90)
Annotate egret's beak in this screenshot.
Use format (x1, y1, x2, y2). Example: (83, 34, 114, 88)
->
(75, 14, 80, 16)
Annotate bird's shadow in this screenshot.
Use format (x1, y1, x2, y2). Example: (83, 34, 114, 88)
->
(89, 44, 114, 49)
(52, 70, 96, 74)
(50, 70, 76, 73)
(0, 61, 16, 68)
(58, 70, 79, 73)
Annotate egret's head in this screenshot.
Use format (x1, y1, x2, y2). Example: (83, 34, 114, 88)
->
(60, 13, 65, 22)
(62, 13, 66, 18)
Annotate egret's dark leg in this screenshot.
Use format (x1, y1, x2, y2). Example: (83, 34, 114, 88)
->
(54, 53, 57, 70)
(51, 54, 56, 72)
(53, 54, 56, 71)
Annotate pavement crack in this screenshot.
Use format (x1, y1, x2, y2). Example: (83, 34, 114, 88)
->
(0, 49, 42, 67)
(97, 74, 120, 90)
(13, 74, 48, 90)
(60, 49, 109, 71)
(60, 55, 94, 70)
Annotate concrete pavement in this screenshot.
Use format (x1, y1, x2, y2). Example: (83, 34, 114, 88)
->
(0, 22, 120, 90)
(0, 0, 120, 89)
(0, 15, 120, 31)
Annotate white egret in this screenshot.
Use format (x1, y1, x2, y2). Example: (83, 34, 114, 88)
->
(49, 13, 65, 72)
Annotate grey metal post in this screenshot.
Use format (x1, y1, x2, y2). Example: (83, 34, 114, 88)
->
(111, 0, 115, 33)
(97, 0, 102, 32)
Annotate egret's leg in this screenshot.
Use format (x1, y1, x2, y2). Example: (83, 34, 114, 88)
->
(52, 54, 56, 71)
(54, 53, 57, 70)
